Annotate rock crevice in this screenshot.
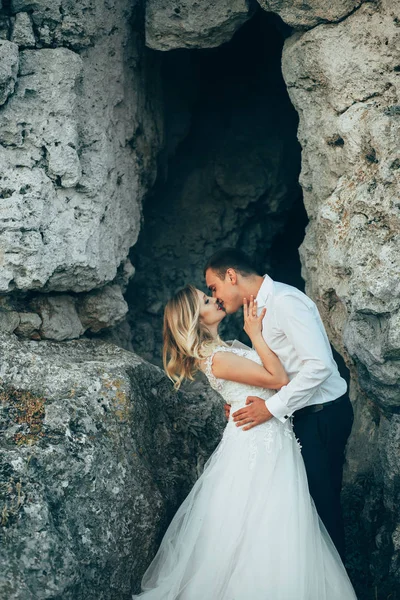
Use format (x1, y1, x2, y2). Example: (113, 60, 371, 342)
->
(0, 0, 399, 598)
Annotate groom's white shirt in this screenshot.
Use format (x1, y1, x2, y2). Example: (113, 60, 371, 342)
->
(255, 275, 347, 423)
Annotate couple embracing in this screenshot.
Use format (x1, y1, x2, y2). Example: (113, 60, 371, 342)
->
(133, 248, 357, 599)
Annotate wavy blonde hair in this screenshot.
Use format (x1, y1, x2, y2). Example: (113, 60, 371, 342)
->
(163, 284, 226, 390)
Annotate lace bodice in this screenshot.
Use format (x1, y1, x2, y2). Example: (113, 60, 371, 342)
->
(202, 342, 301, 470)
(203, 343, 276, 409)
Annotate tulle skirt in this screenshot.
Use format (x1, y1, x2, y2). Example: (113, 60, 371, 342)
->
(133, 414, 357, 600)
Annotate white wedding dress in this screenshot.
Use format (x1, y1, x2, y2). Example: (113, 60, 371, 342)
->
(133, 343, 357, 600)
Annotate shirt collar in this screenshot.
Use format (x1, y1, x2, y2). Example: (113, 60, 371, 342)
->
(255, 274, 274, 308)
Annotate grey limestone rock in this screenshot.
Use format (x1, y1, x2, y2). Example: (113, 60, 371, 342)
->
(0, 39, 19, 105)
(0, 309, 20, 333)
(10, 0, 98, 50)
(14, 312, 42, 338)
(280, 0, 400, 592)
(0, 334, 224, 599)
(77, 284, 129, 333)
(0, 0, 163, 294)
(11, 12, 36, 47)
(144, 0, 364, 48)
(32, 294, 84, 341)
(145, 0, 254, 50)
(0, 282, 131, 341)
(257, 0, 362, 29)
(114, 258, 136, 294)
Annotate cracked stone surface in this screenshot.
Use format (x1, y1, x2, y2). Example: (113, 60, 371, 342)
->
(281, 0, 400, 593)
(77, 284, 129, 333)
(257, 0, 363, 29)
(31, 294, 85, 341)
(0, 334, 224, 599)
(145, 0, 364, 42)
(0, 0, 399, 597)
(145, 0, 254, 50)
(282, 0, 400, 406)
(0, 39, 19, 105)
(0, 0, 163, 296)
(129, 13, 302, 364)
(11, 12, 36, 48)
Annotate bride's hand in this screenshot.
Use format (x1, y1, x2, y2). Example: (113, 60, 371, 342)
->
(243, 296, 266, 341)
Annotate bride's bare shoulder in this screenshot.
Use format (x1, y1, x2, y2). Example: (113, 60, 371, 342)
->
(198, 346, 234, 374)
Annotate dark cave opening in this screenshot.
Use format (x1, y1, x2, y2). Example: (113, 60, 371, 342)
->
(127, 10, 308, 364)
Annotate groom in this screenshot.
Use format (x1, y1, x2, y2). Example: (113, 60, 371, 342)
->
(204, 248, 354, 560)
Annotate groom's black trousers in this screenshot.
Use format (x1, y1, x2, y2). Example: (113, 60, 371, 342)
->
(292, 394, 354, 561)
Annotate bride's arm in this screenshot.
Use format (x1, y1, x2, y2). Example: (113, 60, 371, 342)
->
(209, 296, 289, 390)
(210, 351, 288, 390)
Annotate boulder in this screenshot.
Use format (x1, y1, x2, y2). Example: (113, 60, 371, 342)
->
(257, 0, 362, 29)
(0, 334, 224, 599)
(77, 284, 129, 333)
(145, 0, 254, 50)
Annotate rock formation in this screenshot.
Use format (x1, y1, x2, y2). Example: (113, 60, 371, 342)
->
(0, 0, 399, 598)
(258, 0, 362, 28)
(0, 0, 162, 338)
(281, 3, 400, 595)
(128, 12, 303, 364)
(0, 333, 224, 599)
(145, 0, 255, 50)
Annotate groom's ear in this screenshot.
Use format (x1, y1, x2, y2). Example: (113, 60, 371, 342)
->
(226, 268, 238, 285)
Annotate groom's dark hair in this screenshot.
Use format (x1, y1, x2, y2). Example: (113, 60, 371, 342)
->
(204, 248, 260, 279)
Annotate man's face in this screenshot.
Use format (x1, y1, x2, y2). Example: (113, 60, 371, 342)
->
(205, 268, 243, 314)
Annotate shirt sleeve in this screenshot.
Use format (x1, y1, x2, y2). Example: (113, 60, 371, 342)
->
(265, 293, 335, 423)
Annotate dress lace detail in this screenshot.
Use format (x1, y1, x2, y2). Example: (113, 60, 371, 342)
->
(133, 346, 358, 600)
(204, 346, 226, 391)
(202, 342, 302, 471)
(263, 420, 276, 453)
(204, 345, 250, 392)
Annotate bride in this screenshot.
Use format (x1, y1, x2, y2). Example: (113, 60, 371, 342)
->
(132, 285, 357, 600)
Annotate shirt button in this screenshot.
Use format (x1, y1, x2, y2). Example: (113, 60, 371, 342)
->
(284, 415, 289, 420)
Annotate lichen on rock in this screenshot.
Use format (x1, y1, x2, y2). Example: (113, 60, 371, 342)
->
(0, 333, 224, 599)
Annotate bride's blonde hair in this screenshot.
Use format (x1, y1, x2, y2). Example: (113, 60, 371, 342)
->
(163, 284, 226, 390)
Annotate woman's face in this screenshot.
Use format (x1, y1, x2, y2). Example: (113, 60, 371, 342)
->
(196, 289, 226, 327)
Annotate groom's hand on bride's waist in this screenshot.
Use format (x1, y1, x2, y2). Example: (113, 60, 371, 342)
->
(232, 397, 273, 430)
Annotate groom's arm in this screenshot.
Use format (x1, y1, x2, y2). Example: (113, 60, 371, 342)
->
(265, 293, 336, 423)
